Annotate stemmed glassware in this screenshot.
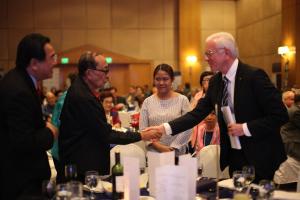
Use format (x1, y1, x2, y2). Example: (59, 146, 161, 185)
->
(233, 170, 246, 192)
(85, 171, 99, 200)
(242, 165, 255, 187)
(42, 180, 56, 200)
(56, 183, 72, 200)
(258, 179, 275, 199)
(65, 164, 78, 182)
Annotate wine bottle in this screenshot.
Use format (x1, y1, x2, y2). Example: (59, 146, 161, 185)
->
(112, 151, 124, 200)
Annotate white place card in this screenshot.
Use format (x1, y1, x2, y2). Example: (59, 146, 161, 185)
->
(147, 151, 175, 196)
(155, 165, 189, 200)
(123, 157, 139, 200)
(179, 154, 197, 199)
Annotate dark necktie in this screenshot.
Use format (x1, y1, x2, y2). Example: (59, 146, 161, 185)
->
(222, 76, 229, 107)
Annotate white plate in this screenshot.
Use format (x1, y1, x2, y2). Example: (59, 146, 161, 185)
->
(140, 196, 155, 200)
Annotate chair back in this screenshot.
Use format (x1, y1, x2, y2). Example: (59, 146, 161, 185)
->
(197, 145, 229, 178)
(110, 144, 146, 172)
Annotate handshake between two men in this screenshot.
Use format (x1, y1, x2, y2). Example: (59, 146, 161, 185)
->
(139, 124, 166, 141)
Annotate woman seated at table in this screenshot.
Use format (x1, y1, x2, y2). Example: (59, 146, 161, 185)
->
(100, 91, 121, 128)
(139, 63, 192, 156)
(190, 111, 220, 155)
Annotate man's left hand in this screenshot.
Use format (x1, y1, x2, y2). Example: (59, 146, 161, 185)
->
(227, 123, 244, 136)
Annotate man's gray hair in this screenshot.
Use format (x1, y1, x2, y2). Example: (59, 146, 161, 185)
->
(206, 32, 239, 58)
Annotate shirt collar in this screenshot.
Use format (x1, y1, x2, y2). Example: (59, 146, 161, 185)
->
(29, 74, 38, 89)
(224, 58, 238, 82)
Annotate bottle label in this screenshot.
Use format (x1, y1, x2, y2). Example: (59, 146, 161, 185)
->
(116, 176, 124, 192)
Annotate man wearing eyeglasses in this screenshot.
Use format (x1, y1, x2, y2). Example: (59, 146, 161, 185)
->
(0, 33, 58, 199)
(58, 52, 161, 182)
(146, 32, 288, 182)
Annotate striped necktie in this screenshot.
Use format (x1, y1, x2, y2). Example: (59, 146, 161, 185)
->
(222, 76, 229, 107)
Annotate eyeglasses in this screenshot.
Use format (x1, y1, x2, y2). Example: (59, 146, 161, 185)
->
(204, 48, 225, 58)
(90, 68, 109, 75)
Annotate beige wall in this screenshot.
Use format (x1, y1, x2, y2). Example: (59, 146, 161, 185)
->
(199, 0, 236, 72)
(236, 0, 282, 82)
(0, 0, 178, 72)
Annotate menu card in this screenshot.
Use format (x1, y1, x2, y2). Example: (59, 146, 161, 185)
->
(155, 165, 189, 200)
(147, 151, 175, 196)
(123, 157, 139, 200)
(179, 154, 197, 199)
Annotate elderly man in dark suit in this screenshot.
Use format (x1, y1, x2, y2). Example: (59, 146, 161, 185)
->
(59, 52, 160, 182)
(146, 32, 288, 182)
(0, 33, 58, 199)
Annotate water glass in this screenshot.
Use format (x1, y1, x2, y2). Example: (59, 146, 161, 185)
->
(85, 171, 99, 200)
(56, 183, 72, 200)
(42, 180, 56, 199)
(65, 164, 78, 182)
(233, 170, 246, 192)
(242, 165, 255, 186)
(258, 179, 275, 199)
(69, 181, 83, 198)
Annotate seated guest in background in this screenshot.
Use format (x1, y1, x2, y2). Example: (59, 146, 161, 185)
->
(282, 90, 295, 108)
(126, 85, 139, 111)
(145, 32, 288, 182)
(110, 86, 127, 110)
(42, 91, 57, 121)
(58, 52, 160, 181)
(190, 71, 214, 109)
(135, 86, 145, 109)
(100, 91, 121, 128)
(190, 111, 220, 155)
(274, 94, 300, 185)
(0, 33, 58, 200)
(189, 71, 216, 153)
(50, 73, 77, 183)
(139, 63, 192, 156)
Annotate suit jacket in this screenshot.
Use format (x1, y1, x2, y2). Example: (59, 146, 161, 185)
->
(0, 68, 54, 199)
(59, 77, 141, 177)
(169, 61, 288, 178)
(281, 103, 300, 161)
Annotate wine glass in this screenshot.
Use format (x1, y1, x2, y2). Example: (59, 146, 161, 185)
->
(85, 171, 99, 200)
(242, 165, 255, 186)
(69, 181, 83, 198)
(65, 164, 78, 182)
(42, 180, 56, 200)
(233, 170, 246, 192)
(258, 179, 275, 199)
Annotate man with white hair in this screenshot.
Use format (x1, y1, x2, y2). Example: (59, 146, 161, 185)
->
(282, 90, 295, 108)
(146, 32, 288, 182)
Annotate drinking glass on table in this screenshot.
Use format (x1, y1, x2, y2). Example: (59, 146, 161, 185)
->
(258, 179, 275, 199)
(42, 179, 56, 200)
(65, 164, 78, 182)
(233, 170, 246, 192)
(69, 181, 83, 198)
(242, 165, 255, 186)
(85, 171, 99, 200)
(56, 183, 72, 200)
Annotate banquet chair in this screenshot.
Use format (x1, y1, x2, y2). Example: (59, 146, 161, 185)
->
(197, 145, 229, 179)
(110, 144, 146, 172)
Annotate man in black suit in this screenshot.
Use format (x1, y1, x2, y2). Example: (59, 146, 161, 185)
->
(59, 52, 160, 182)
(0, 33, 58, 199)
(147, 32, 288, 182)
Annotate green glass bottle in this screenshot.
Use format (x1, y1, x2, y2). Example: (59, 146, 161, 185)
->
(112, 151, 124, 200)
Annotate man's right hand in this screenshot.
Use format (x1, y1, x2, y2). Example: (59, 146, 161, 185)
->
(140, 125, 166, 141)
(46, 122, 58, 139)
